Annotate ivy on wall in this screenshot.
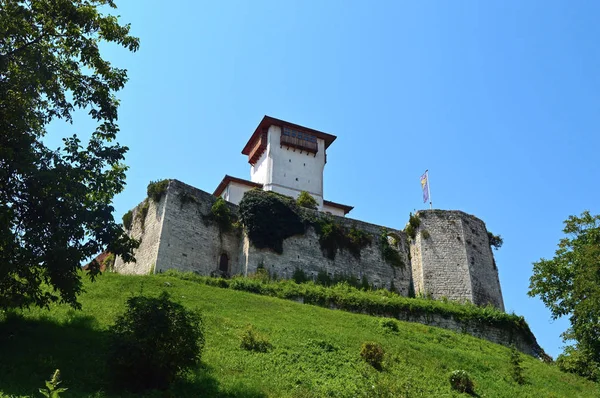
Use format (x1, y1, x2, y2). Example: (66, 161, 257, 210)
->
(147, 179, 169, 202)
(380, 229, 405, 268)
(315, 218, 372, 260)
(404, 212, 421, 241)
(238, 189, 306, 254)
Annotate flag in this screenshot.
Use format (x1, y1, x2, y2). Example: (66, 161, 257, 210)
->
(420, 171, 429, 203)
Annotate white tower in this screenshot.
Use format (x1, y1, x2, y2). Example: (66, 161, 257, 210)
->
(241, 116, 335, 208)
(214, 116, 352, 216)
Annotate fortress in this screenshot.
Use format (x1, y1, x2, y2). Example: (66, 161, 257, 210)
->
(114, 116, 505, 311)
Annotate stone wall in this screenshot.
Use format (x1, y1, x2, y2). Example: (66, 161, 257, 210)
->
(242, 213, 412, 295)
(114, 193, 166, 275)
(410, 210, 504, 310)
(155, 181, 242, 276)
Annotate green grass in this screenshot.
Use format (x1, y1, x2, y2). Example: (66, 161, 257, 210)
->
(0, 273, 598, 397)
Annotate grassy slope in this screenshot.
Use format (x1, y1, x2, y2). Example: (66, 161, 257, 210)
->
(0, 273, 597, 398)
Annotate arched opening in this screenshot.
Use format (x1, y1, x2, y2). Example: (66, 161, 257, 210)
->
(219, 253, 229, 274)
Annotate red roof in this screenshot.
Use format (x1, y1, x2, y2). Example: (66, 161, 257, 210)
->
(242, 115, 337, 155)
(323, 200, 354, 215)
(213, 175, 263, 197)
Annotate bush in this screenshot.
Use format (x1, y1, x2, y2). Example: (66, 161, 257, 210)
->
(380, 230, 405, 268)
(360, 341, 385, 370)
(292, 268, 310, 284)
(487, 232, 503, 250)
(107, 291, 204, 392)
(509, 345, 525, 385)
(556, 346, 600, 382)
(296, 191, 318, 210)
(449, 370, 474, 394)
(147, 179, 169, 202)
(379, 318, 399, 333)
(404, 212, 421, 240)
(122, 210, 133, 231)
(240, 325, 272, 353)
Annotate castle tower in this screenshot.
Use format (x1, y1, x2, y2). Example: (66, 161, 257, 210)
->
(410, 210, 505, 310)
(214, 116, 352, 216)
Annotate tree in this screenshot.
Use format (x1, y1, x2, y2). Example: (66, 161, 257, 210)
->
(528, 211, 600, 380)
(0, 0, 139, 310)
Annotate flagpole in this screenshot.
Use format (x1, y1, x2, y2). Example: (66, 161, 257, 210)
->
(427, 170, 432, 209)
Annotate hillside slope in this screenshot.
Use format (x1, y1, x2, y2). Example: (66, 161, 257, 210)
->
(0, 273, 597, 397)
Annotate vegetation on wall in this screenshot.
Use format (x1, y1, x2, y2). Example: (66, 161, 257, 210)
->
(147, 179, 169, 203)
(405, 212, 421, 241)
(296, 191, 319, 210)
(315, 218, 372, 260)
(208, 197, 237, 234)
(487, 232, 503, 250)
(238, 189, 306, 254)
(380, 230, 405, 268)
(136, 200, 150, 232)
(122, 210, 133, 231)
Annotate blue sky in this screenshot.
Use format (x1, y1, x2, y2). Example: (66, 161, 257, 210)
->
(46, 1, 600, 359)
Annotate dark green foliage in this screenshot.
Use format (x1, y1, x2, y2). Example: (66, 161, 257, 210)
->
(238, 189, 306, 253)
(408, 279, 416, 298)
(510, 345, 526, 385)
(296, 191, 318, 210)
(488, 232, 503, 250)
(240, 325, 272, 353)
(380, 230, 405, 268)
(316, 270, 333, 286)
(102, 253, 116, 271)
(107, 291, 204, 392)
(147, 179, 169, 202)
(405, 212, 421, 240)
(379, 318, 399, 333)
(360, 341, 385, 370)
(315, 219, 371, 260)
(347, 227, 372, 258)
(315, 218, 347, 259)
(0, 0, 140, 309)
(136, 200, 150, 232)
(421, 229, 431, 239)
(292, 268, 310, 284)
(449, 370, 475, 394)
(122, 210, 133, 231)
(529, 211, 600, 379)
(556, 346, 600, 382)
(210, 197, 235, 233)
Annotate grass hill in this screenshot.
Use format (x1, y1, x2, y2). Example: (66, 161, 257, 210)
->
(0, 272, 597, 397)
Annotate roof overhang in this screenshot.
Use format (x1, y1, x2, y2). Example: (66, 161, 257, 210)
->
(323, 199, 354, 215)
(242, 115, 337, 155)
(213, 175, 263, 197)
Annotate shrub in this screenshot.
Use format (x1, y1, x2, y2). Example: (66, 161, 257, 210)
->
(449, 370, 474, 394)
(487, 231, 503, 250)
(404, 212, 421, 240)
(107, 291, 204, 392)
(102, 253, 116, 271)
(421, 229, 430, 239)
(122, 210, 133, 231)
(296, 191, 318, 210)
(315, 218, 346, 260)
(239, 189, 306, 254)
(360, 341, 385, 370)
(39, 369, 67, 398)
(347, 227, 372, 258)
(147, 179, 169, 202)
(556, 346, 600, 382)
(379, 318, 399, 333)
(209, 197, 235, 233)
(509, 345, 525, 385)
(292, 268, 310, 284)
(240, 325, 272, 353)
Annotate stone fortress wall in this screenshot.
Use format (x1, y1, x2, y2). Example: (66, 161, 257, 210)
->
(113, 179, 540, 355)
(116, 180, 504, 309)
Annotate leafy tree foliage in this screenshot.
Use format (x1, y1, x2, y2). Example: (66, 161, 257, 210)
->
(529, 211, 600, 380)
(107, 291, 204, 391)
(0, 0, 139, 309)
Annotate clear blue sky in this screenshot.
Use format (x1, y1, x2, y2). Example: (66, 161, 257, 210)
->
(46, 1, 600, 359)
